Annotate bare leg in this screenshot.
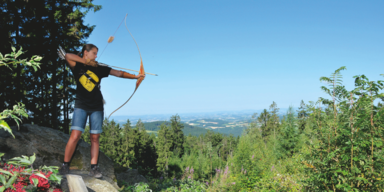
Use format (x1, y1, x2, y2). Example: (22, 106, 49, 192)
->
(64, 130, 82, 162)
(90, 134, 100, 164)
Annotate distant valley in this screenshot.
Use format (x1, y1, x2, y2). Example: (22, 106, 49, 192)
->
(109, 110, 262, 137)
(140, 119, 246, 137)
(109, 109, 292, 137)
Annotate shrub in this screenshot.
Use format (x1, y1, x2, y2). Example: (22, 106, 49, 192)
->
(0, 153, 62, 192)
(304, 67, 384, 191)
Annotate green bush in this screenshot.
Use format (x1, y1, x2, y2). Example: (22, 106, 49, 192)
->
(304, 67, 384, 191)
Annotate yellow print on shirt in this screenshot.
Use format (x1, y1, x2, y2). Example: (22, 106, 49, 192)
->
(79, 70, 99, 92)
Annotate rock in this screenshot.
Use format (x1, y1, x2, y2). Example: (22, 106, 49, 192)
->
(62, 170, 118, 192)
(0, 124, 120, 190)
(116, 169, 148, 185)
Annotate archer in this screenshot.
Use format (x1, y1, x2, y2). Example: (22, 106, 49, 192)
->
(58, 44, 145, 178)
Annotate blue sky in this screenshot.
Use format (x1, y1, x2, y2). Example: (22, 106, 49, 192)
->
(82, 0, 383, 117)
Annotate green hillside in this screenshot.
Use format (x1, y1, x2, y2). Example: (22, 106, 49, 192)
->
(139, 121, 209, 136)
(210, 126, 245, 136)
(140, 120, 246, 137)
(186, 119, 247, 136)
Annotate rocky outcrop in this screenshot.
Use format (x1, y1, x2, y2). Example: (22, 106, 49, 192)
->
(116, 169, 148, 185)
(0, 124, 149, 191)
(0, 124, 134, 191)
(61, 170, 118, 192)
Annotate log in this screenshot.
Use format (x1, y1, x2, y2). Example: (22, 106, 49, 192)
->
(66, 174, 88, 192)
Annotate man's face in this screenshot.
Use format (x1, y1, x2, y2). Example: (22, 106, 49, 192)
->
(85, 47, 98, 60)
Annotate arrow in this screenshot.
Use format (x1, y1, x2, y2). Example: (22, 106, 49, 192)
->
(98, 62, 158, 76)
(57, 45, 158, 76)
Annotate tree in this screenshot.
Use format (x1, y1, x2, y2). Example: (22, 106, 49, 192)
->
(277, 106, 299, 158)
(258, 109, 271, 140)
(119, 119, 136, 168)
(170, 115, 184, 157)
(0, 0, 101, 133)
(297, 100, 308, 134)
(305, 67, 384, 190)
(219, 134, 237, 161)
(156, 123, 173, 177)
(134, 119, 157, 176)
(268, 101, 280, 142)
(100, 119, 120, 160)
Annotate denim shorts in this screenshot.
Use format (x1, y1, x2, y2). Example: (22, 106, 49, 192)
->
(71, 108, 103, 134)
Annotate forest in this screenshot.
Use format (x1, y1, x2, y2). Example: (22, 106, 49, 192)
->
(79, 70, 384, 191)
(1, 1, 384, 191)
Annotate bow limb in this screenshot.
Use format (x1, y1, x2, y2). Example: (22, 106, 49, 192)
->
(108, 60, 144, 119)
(108, 14, 145, 119)
(107, 87, 138, 119)
(125, 13, 145, 89)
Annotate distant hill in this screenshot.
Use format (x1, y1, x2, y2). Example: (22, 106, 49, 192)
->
(139, 120, 246, 137)
(139, 121, 210, 137)
(185, 119, 247, 137)
(110, 108, 293, 126)
(210, 127, 245, 137)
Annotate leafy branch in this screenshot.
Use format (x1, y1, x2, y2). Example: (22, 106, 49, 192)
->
(0, 46, 42, 71)
(0, 46, 42, 138)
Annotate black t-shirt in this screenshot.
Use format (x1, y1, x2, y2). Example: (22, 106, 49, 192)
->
(71, 62, 111, 111)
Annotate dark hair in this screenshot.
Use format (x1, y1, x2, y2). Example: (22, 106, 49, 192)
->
(77, 44, 98, 56)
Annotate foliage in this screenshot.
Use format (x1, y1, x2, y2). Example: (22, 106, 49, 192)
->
(0, 154, 62, 192)
(100, 119, 121, 162)
(297, 100, 308, 133)
(156, 123, 173, 177)
(118, 120, 137, 168)
(258, 109, 271, 139)
(0, 0, 101, 132)
(78, 68, 384, 191)
(170, 115, 184, 158)
(206, 68, 384, 191)
(85, 115, 236, 182)
(162, 179, 207, 191)
(0, 46, 42, 71)
(81, 118, 158, 177)
(276, 106, 300, 158)
(268, 101, 281, 141)
(0, 103, 28, 139)
(118, 181, 152, 192)
(304, 67, 384, 191)
(119, 178, 207, 192)
(0, 46, 41, 138)
(228, 121, 306, 191)
(133, 120, 158, 177)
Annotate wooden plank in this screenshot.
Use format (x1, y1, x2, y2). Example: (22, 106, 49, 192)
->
(66, 174, 89, 192)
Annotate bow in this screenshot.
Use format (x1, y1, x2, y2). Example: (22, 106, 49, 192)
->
(105, 14, 145, 119)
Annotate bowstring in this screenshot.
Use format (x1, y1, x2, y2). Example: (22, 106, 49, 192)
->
(97, 15, 126, 61)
